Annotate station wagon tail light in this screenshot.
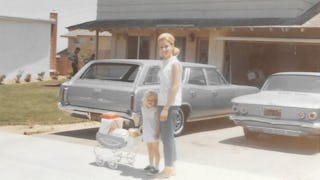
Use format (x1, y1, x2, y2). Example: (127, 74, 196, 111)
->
(308, 112, 317, 120)
(297, 112, 305, 119)
(130, 95, 135, 111)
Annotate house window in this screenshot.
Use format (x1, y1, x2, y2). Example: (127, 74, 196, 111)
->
(196, 38, 209, 64)
(175, 36, 186, 61)
(127, 36, 150, 59)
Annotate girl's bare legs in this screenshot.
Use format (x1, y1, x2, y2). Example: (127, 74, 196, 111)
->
(146, 142, 160, 175)
(147, 143, 154, 166)
(151, 142, 160, 169)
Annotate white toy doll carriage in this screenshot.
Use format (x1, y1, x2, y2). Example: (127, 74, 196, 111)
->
(94, 113, 141, 169)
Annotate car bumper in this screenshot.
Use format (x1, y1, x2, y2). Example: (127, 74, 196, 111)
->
(58, 103, 140, 125)
(230, 115, 320, 137)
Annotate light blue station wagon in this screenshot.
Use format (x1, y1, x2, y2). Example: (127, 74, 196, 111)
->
(59, 59, 258, 136)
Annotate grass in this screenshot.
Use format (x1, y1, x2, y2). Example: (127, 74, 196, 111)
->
(0, 79, 87, 126)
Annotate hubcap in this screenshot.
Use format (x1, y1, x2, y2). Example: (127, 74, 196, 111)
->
(174, 109, 184, 132)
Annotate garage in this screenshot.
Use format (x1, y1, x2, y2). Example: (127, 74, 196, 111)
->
(220, 34, 320, 88)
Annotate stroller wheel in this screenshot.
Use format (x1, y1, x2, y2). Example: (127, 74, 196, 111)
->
(127, 152, 136, 164)
(107, 161, 119, 169)
(95, 156, 104, 167)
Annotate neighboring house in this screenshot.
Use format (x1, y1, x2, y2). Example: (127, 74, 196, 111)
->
(0, 13, 57, 81)
(56, 29, 111, 75)
(68, 0, 320, 87)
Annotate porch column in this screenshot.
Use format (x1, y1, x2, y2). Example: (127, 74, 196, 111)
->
(110, 34, 117, 58)
(208, 31, 225, 71)
(185, 32, 196, 62)
(150, 32, 158, 59)
(95, 30, 99, 59)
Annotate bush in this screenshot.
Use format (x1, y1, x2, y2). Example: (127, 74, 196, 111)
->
(51, 71, 59, 80)
(0, 74, 6, 84)
(24, 73, 32, 82)
(15, 71, 23, 83)
(67, 71, 73, 79)
(37, 71, 45, 81)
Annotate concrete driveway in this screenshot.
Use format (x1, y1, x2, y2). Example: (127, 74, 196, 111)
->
(0, 130, 279, 180)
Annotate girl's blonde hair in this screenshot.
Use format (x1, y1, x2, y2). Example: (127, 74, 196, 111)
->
(157, 33, 180, 56)
(143, 90, 158, 106)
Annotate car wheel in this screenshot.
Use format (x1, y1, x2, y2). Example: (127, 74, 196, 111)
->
(173, 108, 185, 137)
(243, 128, 259, 140)
(95, 155, 104, 167)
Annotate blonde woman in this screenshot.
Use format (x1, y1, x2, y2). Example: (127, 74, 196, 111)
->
(156, 32, 182, 178)
(141, 91, 160, 175)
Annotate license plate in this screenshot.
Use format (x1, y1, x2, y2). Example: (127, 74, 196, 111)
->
(263, 108, 282, 118)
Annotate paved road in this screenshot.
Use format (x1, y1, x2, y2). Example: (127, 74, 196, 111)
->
(2, 118, 320, 179)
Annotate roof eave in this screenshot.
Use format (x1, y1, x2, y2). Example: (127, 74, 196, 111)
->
(67, 18, 298, 31)
(67, 2, 320, 31)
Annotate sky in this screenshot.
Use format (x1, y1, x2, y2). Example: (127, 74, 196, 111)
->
(0, 0, 97, 52)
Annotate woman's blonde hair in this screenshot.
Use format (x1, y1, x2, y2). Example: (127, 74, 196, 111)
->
(157, 33, 180, 56)
(143, 90, 158, 106)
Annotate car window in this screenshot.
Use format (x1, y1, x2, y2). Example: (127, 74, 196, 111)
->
(144, 67, 160, 85)
(263, 75, 320, 93)
(188, 68, 206, 85)
(80, 63, 139, 82)
(205, 68, 225, 85)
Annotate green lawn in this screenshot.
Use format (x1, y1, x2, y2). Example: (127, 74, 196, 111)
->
(0, 80, 87, 125)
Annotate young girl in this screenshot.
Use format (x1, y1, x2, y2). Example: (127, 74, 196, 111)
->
(141, 90, 160, 175)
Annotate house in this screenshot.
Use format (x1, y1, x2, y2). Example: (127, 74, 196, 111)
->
(0, 12, 57, 81)
(68, 0, 320, 87)
(56, 30, 111, 75)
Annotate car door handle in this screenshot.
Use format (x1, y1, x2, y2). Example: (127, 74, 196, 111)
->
(211, 91, 218, 97)
(189, 90, 196, 97)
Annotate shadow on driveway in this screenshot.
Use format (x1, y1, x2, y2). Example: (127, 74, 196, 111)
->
(53, 127, 99, 140)
(182, 117, 235, 136)
(220, 133, 320, 155)
(89, 162, 149, 180)
(52, 118, 235, 139)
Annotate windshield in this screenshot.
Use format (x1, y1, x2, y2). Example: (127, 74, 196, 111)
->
(262, 75, 320, 93)
(80, 63, 139, 82)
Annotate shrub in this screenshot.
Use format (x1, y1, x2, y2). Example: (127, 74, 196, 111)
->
(15, 71, 23, 83)
(24, 73, 32, 82)
(51, 71, 59, 80)
(0, 74, 5, 84)
(37, 71, 45, 81)
(67, 71, 73, 79)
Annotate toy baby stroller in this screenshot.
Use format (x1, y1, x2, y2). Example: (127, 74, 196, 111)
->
(94, 112, 141, 169)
